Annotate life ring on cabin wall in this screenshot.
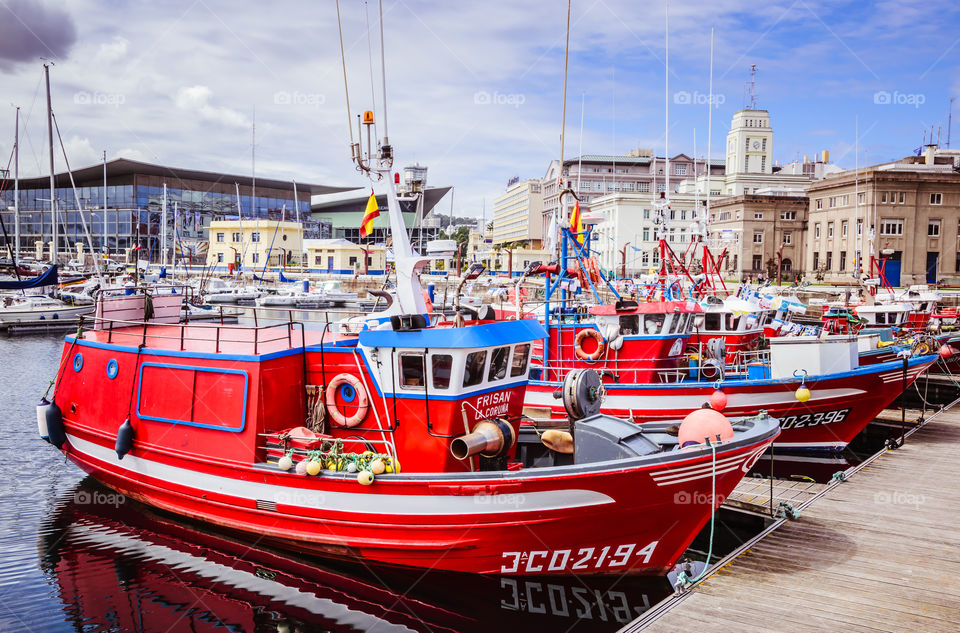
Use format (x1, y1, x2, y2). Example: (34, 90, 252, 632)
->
(326, 373, 370, 428)
(574, 328, 606, 361)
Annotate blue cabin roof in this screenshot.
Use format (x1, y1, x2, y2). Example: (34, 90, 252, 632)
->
(358, 319, 546, 350)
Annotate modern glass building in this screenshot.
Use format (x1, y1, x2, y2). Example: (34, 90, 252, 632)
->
(0, 158, 352, 261)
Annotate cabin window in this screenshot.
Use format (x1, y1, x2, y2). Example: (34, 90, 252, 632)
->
(432, 354, 453, 389)
(488, 346, 510, 381)
(619, 314, 639, 335)
(643, 314, 665, 335)
(876, 312, 885, 325)
(511, 344, 530, 377)
(704, 313, 721, 331)
(726, 314, 741, 330)
(463, 351, 487, 387)
(399, 353, 425, 389)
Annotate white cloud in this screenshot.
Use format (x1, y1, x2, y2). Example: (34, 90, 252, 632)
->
(175, 85, 250, 129)
(95, 36, 129, 64)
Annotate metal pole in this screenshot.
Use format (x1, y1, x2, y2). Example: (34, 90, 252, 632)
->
(161, 183, 167, 266)
(14, 106, 19, 259)
(102, 150, 107, 254)
(45, 63, 56, 262)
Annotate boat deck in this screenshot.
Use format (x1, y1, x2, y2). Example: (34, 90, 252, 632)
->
(622, 401, 960, 632)
(80, 322, 352, 356)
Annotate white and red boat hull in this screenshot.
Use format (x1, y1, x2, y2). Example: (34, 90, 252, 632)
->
(525, 355, 937, 450)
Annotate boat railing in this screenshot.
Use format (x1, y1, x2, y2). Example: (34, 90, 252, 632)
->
(84, 313, 305, 355)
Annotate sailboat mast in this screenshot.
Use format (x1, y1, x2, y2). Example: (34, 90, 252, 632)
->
(14, 106, 19, 260)
(161, 183, 168, 267)
(45, 63, 56, 262)
(706, 28, 714, 233)
(664, 2, 670, 208)
(102, 150, 107, 254)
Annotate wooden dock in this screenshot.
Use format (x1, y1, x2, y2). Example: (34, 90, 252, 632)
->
(624, 402, 960, 633)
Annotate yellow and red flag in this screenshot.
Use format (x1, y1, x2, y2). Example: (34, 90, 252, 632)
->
(569, 200, 584, 245)
(360, 190, 379, 238)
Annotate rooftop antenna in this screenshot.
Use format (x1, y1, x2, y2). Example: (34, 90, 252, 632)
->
(747, 64, 758, 109)
(948, 98, 955, 148)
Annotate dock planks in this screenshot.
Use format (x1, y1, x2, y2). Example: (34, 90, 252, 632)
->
(625, 406, 960, 633)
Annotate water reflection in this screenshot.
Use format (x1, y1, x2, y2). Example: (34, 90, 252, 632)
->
(39, 479, 673, 633)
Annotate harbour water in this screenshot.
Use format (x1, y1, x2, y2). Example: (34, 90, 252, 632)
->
(0, 334, 925, 632)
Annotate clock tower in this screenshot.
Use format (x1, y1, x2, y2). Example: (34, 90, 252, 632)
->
(725, 109, 773, 175)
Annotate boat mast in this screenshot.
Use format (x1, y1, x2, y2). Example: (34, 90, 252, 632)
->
(292, 179, 302, 269)
(102, 150, 107, 255)
(14, 106, 19, 260)
(161, 183, 167, 267)
(44, 62, 56, 262)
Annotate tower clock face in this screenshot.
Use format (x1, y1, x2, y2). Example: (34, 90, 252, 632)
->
(752, 141, 761, 150)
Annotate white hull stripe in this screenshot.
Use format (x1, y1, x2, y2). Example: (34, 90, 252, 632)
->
(68, 522, 417, 632)
(653, 463, 747, 486)
(67, 435, 614, 516)
(652, 453, 747, 478)
(524, 387, 864, 410)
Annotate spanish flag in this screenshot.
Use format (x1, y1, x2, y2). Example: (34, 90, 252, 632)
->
(360, 189, 379, 238)
(569, 200, 584, 245)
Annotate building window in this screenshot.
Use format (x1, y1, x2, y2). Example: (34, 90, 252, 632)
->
(813, 252, 820, 269)
(251, 253, 259, 263)
(784, 232, 792, 245)
(858, 192, 865, 204)
(929, 220, 941, 237)
(841, 221, 848, 237)
(826, 252, 833, 270)
(216, 232, 225, 243)
(931, 193, 943, 205)
(643, 209, 650, 219)
(881, 192, 888, 203)
(348, 256, 358, 266)
(840, 251, 847, 272)
(815, 223, 821, 239)
(857, 219, 863, 236)
(899, 192, 906, 204)
(761, 156, 766, 172)
(675, 164, 686, 175)
(643, 228, 650, 241)
(232, 232, 241, 242)
(753, 231, 763, 243)
(762, 138, 767, 151)
(815, 199, 823, 210)
(828, 197, 836, 208)
(314, 255, 322, 265)
(656, 183, 665, 193)
(880, 219, 904, 236)
(250, 232, 261, 243)
(217, 252, 224, 263)
(828, 222, 834, 238)
(752, 254, 762, 270)
(637, 182, 650, 193)
(780, 210, 796, 220)
(754, 211, 763, 220)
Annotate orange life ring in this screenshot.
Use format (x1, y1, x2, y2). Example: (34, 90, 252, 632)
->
(326, 373, 369, 427)
(574, 328, 606, 361)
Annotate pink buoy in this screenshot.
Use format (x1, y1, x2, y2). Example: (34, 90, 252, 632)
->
(678, 407, 734, 448)
(939, 344, 953, 359)
(709, 389, 728, 412)
(295, 460, 309, 476)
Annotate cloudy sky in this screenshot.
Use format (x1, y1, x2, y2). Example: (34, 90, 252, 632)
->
(1, 0, 958, 218)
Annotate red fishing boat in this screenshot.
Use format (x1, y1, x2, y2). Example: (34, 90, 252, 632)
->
(519, 194, 938, 451)
(40, 117, 779, 576)
(43, 481, 675, 632)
